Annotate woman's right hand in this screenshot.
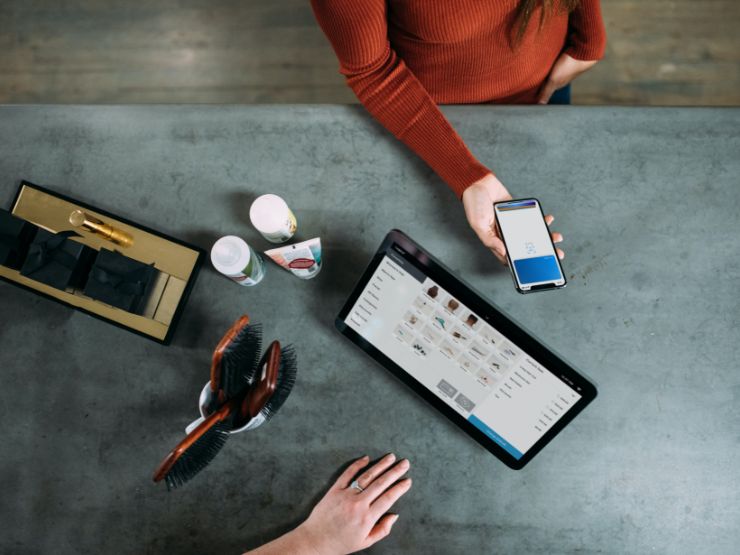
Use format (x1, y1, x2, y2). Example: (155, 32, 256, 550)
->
(462, 173, 513, 264)
(462, 173, 564, 264)
(294, 454, 412, 554)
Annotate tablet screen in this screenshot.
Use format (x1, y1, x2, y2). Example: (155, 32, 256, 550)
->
(345, 249, 582, 460)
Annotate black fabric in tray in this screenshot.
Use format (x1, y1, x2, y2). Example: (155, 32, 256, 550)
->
(0, 209, 38, 270)
(20, 229, 95, 290)
(83, 248, 158, 314)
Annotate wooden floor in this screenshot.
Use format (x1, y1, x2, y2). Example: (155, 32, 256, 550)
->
(0, 0, 738, 105)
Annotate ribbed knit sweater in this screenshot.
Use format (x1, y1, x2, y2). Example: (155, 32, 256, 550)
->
(311, 0, 607, 197)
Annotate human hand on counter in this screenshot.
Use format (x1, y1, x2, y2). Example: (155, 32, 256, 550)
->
(295, 454, 411, 554)
(243, 454, 411, 555)
(537, 53, 598, 104)
(462, 173, 564, 264)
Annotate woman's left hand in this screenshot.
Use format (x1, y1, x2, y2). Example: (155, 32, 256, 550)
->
(295, 454, 412, 554)
(537, 53, 598, 104)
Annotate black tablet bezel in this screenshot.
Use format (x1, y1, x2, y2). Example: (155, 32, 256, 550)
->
(335, 229, 597, 469)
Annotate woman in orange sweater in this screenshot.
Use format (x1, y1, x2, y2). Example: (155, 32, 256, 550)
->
(311, 0, 606, 263)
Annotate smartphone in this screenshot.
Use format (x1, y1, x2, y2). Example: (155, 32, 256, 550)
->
(494, 198, 566, 293)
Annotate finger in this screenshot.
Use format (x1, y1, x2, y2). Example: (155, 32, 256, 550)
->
(551, 232, 563, 243)
(355, 453, 396, 490)
(491, 248, 508, 266)
(486, 234, 508, 265)
(486, 236, 507, 259)
(545, 214, 554, 226)
(537, 81, 556, 104)
(364, 459, 410, 501)
(332, 455, 369, 490)
(363, 514, 399, 548)
(470, 220, 498, 251)
(469, 223, 506, 264)
(370, 478, 413, 518)
(557, 248, 565, 260)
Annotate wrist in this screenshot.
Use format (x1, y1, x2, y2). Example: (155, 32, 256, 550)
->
(462, 172, 492, 199)
(463, 173, 507, 198)
(291, 523, 332, 555)
(451, 164, 493, 199)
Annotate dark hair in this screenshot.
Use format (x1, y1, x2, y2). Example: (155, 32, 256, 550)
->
(513, 0, 581, 46)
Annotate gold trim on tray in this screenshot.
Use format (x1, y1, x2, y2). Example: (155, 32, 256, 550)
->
(0, 183, 201, 342)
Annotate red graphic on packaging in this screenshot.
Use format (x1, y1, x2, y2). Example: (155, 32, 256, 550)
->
(288, 258, 315, 269)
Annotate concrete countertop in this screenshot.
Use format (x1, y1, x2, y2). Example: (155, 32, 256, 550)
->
(0, 105, 738, 554)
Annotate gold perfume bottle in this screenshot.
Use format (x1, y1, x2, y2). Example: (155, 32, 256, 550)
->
(69, 209, 134, 247)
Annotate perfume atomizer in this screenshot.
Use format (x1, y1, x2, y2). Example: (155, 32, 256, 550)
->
(69, 210, 134, 247)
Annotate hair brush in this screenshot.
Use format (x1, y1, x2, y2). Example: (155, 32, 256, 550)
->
(209, 314, 263, 410)
(152, 398, 237, 490)
(233, 340, 297, 429)
(153, 339, 298, 489)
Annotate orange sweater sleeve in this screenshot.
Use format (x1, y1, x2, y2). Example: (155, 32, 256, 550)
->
(565, 0, 607, 61)
(310, 0, 491, 198)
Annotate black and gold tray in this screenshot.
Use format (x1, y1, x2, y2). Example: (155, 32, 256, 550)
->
(0, 181, 204, 344)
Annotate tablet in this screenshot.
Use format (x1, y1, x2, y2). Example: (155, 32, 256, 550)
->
(335, 230, 597, 469)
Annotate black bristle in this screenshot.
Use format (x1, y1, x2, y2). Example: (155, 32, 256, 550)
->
(260, 345, 297, 422)
(164, 422, 230, 490)
(221, 323, 263, 399)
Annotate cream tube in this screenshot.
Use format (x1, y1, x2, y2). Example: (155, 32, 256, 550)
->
(264, 237, 322, 280)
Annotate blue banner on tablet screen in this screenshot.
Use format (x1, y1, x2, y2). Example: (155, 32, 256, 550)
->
(495, 200, 565, 288)
(468, 415, 524, 459)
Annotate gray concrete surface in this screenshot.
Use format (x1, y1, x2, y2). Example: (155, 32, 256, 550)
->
(0, 105, 738, 554)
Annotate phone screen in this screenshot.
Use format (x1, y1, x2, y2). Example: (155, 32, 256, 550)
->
(494, 199, 566, 292)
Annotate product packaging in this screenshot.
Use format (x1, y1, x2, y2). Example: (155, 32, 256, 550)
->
(264, 237, 322, 280)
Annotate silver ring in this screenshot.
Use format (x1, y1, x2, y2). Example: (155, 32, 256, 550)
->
(349, 480, 364, 493)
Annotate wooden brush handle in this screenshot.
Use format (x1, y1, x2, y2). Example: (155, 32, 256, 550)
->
(210, 315, 251, 395)
(152, 398, 236, 483)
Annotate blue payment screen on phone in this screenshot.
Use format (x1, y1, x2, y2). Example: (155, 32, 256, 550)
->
(496, 200, 564, 287)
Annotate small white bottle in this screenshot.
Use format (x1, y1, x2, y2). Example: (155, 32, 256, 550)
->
(249, 194, 297, 243)
(210, 235, 265, 286)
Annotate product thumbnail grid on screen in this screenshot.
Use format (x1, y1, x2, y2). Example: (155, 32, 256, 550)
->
(346, 255, 580, 459)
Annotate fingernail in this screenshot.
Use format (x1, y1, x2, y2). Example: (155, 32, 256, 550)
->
(360, 455, 369, 461)
(400, 458, 410, 468)
(392, 515, 400, 524)
(386, 453, 396, 461)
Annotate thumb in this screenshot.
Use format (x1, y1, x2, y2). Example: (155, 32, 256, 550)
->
(364, 514, 399, 547)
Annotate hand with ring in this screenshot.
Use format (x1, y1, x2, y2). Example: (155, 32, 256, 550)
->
(244, 453, 412, 554)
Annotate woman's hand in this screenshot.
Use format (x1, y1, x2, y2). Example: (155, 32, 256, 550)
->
(462, 173, 564, 264)
(537, 53, 598, 104)
(462, 174, 511, 264)
(294, 454, 412, 555)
